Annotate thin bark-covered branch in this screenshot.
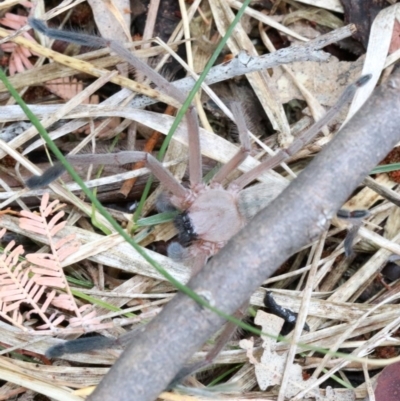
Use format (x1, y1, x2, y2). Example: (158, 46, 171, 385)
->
(89, 72, 400, 401)
(0, 24, 353, 98)
(0, 25, 354, 124)
(131, 24, 354, 109)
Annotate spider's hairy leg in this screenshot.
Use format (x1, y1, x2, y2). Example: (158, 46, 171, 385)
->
(211, 102, 251, 185)
(191, 252, 208, 277)
(46, 335, 116, 358)
(26, 151, 188, 199)
(231, 74, 372, 190)
(336, 209, 370, 219)
(46, 326, 143, 358)
(186, 106, 202, 187)
(28, 18, 185, 104)
(156, 192, 176, 213)
(264, 291, 310, 334)
(337, 209, 370, 257)
(29, 18, 105, 48)
(29, 18, 203, 189)
(167, 242, 190, 261)
(167, 302, 248, 388)
(25, 162, 69, 189)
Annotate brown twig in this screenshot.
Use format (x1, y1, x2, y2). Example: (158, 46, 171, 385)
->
(88, 69, 400, 401)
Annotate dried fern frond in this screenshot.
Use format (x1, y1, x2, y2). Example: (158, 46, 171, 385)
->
(45, 77, 99, 104)
(12, 193, 100, 331)
(0, 228, 64, 331)
(0, 11, 35, 76)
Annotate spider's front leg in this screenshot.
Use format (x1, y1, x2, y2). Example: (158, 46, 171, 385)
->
(167, 301, 249, 387)
(25, 150, 189, 200)
(231, 74, 372, 190)
(336, 209, 370, 257)
(210, 102, 251, 185)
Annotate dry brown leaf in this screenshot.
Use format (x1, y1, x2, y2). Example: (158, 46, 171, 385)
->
(270, 57, 363, 106)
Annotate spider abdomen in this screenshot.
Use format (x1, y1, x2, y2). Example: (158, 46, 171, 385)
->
(187, 189, 244, 243)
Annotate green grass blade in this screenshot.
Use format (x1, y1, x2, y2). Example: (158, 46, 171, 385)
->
(370, 163, 400, 174)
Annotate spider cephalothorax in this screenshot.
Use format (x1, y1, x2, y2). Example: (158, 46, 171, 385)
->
(171, 184, 245, 257)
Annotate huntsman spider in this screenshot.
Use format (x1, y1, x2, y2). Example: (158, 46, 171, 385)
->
(26, 19, 370, 275)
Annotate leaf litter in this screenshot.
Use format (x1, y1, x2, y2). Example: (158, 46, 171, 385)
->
(0, 1, 399, 400)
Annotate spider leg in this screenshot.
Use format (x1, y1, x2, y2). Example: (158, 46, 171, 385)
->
(29, 18, 203, 189)
(167, 302, 248, 388)
(337, 209, 370, 257)
(106, 34, 203, 187)
(190, 251, 208, 277)
(45, 324, 144, 357)
(203, 302, 248, 362)
(28, 18, 186, 105)
(186, 106, 203, 187)
(230, 74, 372, 190)
(211, 102, 251, 185)
(26, 151, 189, 199)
